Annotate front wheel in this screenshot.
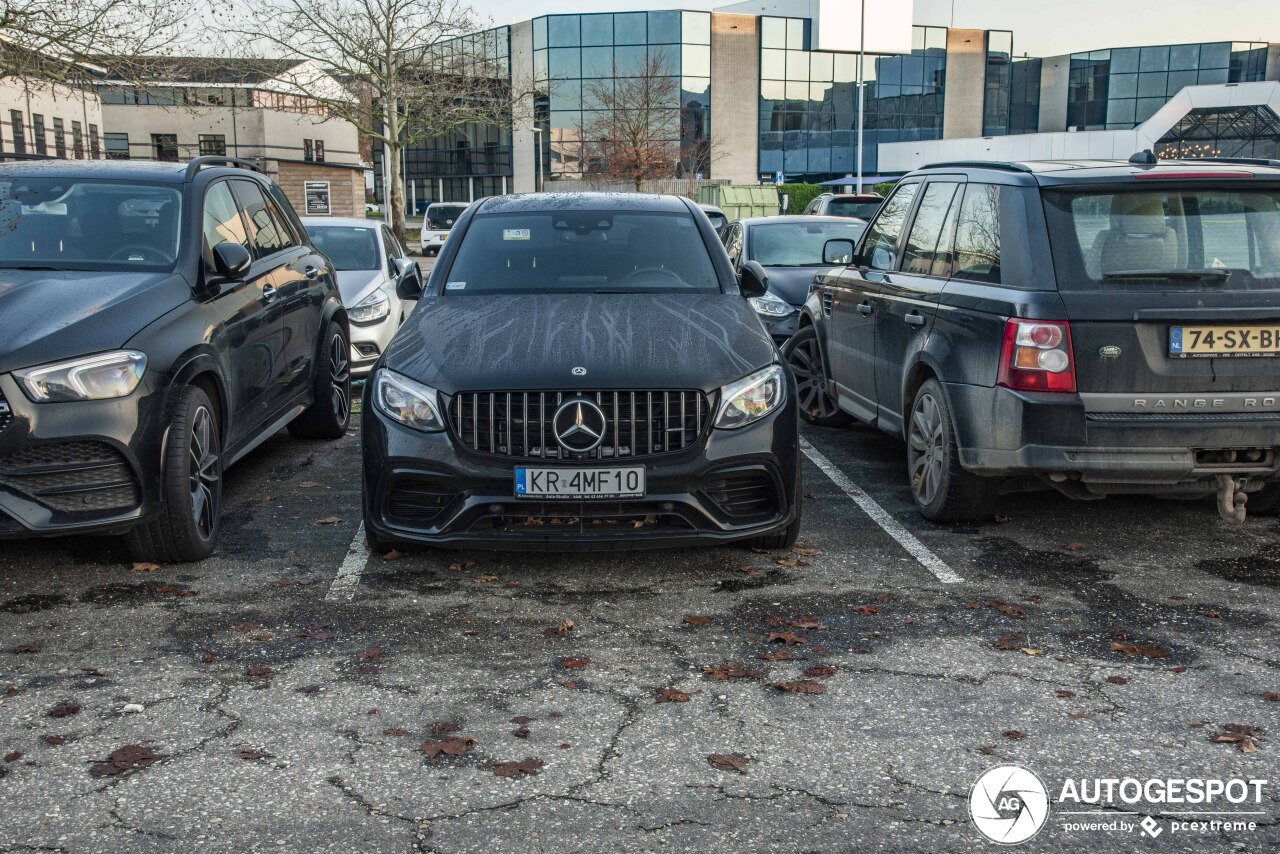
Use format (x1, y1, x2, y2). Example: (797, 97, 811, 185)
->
(782, 326, 851, 427)
(906, 379, 998, 523)
(288, 321, 352, 440)
(125, 385, 222, 563)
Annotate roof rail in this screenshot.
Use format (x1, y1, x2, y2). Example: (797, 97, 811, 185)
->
(1167, 157, 1280, 168)
(920, 160, 1033, 173)
(183, 156, 263, 182)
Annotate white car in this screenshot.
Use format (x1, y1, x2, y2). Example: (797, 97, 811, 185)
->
(301, 217, 423, 377)
(420, 202, 468, 256)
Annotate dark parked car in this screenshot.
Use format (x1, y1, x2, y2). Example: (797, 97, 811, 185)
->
(785, 155, 1280, 522)
(362, 193, 801, 551)
(803, 192, 883, 220)
(723, 215, 865, 342)
(0, 157, 351, 561)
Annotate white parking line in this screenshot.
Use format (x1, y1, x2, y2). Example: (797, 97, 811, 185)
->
(799, 439, 964, 584)
(326, 522, 368, 601)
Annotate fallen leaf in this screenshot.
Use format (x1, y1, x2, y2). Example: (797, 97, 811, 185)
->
(793, 547, 822, 557)
(708, 753, 750, 774)
(1021, 648, 1044, 656)
(1068, 711, 1096, 721)
(789, 616, 827, 629)
(358, 648, 382, 661)
(449, 559, 478, 572)
(89, 744, 165, 777)
(978, 745, 996, 755)
(963, 603, 981, 610)
(1054, 690, 1076, 699)
(544, 620, 576, 637)
(1263, 692, 1280, 702)
(47, 703, 80, 718)
(383, 550, 407, 561)
(988, 599, 1025, 619)
(804, 665, 837, 678)
(774, 679, 826, 695)
(493, 758, 544, 778)
(560, 657, 589, 669)
(1025, 595, 1042, 604)
(473, 574, 499, 584)
(1106, 676, 1128, 685)
(756, 650, 796, 662)
(1002, 730, 1025, 740)
(234, 747, 267, 761)
(502, 581, 521, 589)
(1203, 610, 1222, 619)
(561, 680, 577, 689)
(4, 751, 21, 763)
(513, 727, 530, 739)
(14, 643, 42, 654)
(431, 722, 461, 737)
(315, 516, 342, 525)
(232, 621, 262, 633)
(767, 631, 805, 646)
(298, 454, 316, 466)
(130, 562, 161, 573)
(775, 557, 804, 568)
(682, 615, 710, 626)
(703, 664, 763, 681)
(421, 736, 476, 761)
(656, 688, 691, 703)
(43, 735, 66, 746)
(1212, 724, 1264, 754)
(993, 634, 1024, 651)
(1110, 641, 1168, 659)
(1171, 666, 1187, 674)
(852, 605, 880, 617)
(994, 513, 1011, 524)
(383, 728, 409, 737)
(1065, 542, 1084, 551)
(557, 743, 571, 750)
(245, 666, 272, 678)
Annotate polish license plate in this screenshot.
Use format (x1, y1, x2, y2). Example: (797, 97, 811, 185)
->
(1170, 325, 1280, 358)
(514, 466, 645, 500)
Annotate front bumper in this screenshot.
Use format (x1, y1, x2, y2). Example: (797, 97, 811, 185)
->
(756, 311, 799, 343)
(0, 374, 165, 538)
(361, 386, 801, 551)
(350, 315, 399, 377)
(947, 382, 1280, 489)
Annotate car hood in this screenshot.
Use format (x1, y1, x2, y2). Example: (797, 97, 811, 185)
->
(383, 293, 776, 394)
(0, 269, 190, 373)
(336, 270, 385, 308)
(762, 265, 836, 306)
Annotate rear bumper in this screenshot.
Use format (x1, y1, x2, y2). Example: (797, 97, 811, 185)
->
(946, 382, 1280, 486)
(360, 387, 801, 551)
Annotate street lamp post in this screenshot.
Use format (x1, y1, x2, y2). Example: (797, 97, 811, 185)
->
(855, 0, 866, 195)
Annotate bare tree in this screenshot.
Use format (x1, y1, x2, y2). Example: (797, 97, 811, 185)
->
(227, 0, 522, 239)
(578, 53, 683, 192)
(0, 0, 188, 83)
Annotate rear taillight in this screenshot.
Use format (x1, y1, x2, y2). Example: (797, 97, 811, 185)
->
(998, 319, 1077, 393)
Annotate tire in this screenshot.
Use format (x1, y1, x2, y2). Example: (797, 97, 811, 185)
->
(124, 385, 223, 563)
(288, 321, 352, 440)
(1248, 483, 1280, 516)
(906, 378, 999, 523)
(782, 326, 852, 427)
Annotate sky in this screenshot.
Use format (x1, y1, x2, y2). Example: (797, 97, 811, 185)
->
(471, 0, 1280, 58)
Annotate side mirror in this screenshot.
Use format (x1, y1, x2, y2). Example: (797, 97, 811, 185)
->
(739, 259, 769, 299)
(212, 243, 252, 282)
(823, 238, 856, 266)
(394, 257, 424, 300)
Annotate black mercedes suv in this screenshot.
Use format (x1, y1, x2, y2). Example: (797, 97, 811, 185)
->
(785, 155, 1280, 523)
(361, 193, 801, 551)
(0, 157, 350, 561)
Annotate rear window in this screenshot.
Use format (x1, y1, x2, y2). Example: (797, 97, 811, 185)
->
(307, 225, 380, 271)
(426, 204, 467, 229)
(827, 199, 880, 220)
(1045, 187, 1280, 290)
(441, 209, 720, 295)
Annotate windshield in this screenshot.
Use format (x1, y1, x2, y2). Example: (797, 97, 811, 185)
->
(828, 199, 880, 220)
(751, 221, 867, 266)
(426, 205, 467, 229)
(0, 176, 182, 271)
(307, 225, 380, 271)
(442, 209, 721, 295)
(1045, 188, 1280, 290)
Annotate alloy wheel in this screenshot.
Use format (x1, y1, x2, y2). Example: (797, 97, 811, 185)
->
(787, 335, 841, 420)
(188, 405, 220, 540)
(907, 392, 946, 507)
(330, 332, 351, 423)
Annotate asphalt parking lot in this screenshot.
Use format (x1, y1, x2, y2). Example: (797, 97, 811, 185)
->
(1, 397, 1278, 853)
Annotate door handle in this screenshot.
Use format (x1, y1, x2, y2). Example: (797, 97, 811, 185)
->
(857, 302, 874, 316)
(905, 311, 926, 327)
(261, 284, 278, 302)
(304, 265, 319, 279)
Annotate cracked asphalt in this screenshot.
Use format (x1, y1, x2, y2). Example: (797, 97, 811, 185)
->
(2, 403, 1279, 852)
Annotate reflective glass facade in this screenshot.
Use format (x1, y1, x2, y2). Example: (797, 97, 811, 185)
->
(533, 11, 712, 179)
(982, 31, 1013, 136)
(758, 20, 947, 180)
(1067, 41, 1269, 130)
(1156, 105, 1280, 160)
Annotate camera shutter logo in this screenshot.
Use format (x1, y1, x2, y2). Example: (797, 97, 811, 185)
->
(969, 765, 1050, 845)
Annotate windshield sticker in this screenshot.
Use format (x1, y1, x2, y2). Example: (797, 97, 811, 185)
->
(1210, 257, 1228, 268)
(446, 281, 467, 290)
(503, 228, 531, 241)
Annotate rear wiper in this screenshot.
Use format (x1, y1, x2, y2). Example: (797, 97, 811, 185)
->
(1102, 268, 1232, 282)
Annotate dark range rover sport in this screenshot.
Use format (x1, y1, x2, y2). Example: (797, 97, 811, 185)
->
(0, 157, 350, 561)
(362, 193, 801, 552)
(787, 156, 1280, 523)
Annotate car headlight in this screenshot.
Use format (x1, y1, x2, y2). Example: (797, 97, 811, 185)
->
(350, 288, 391, 323)
(16, 351, 147, 402)
(748, 293, 795, 318)
(372, 369, 445, 432)
(715, 364, 786, 429)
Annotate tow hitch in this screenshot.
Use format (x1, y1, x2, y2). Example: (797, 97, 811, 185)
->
(1215, 474, 1249, 524)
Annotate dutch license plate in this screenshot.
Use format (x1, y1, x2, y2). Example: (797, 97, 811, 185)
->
(1169, 325, 1280, 358)
(514, 466, 645, 500)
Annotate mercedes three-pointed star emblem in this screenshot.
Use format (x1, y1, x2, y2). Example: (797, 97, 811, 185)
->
(552, 398, 607, 453)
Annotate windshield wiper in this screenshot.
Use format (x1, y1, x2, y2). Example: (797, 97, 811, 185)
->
(1102, 268, 1232, 282)
(1, 265, 69, 271)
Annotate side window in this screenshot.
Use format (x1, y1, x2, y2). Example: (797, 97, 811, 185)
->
(233, 180, 294, 258)
(953, 184, 1003, 283)
(381, 226, 402, 275)
(861, 182, 920, 271)
(725, 224, 744, 269)
(803, 200, 817, 215)
(901, 182, 960, 276)
(202, 181, 250, 258)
